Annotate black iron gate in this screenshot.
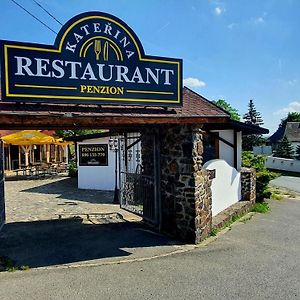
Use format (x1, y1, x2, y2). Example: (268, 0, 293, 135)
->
(0, 141, 5, 231)
(119, 132, 159, 225)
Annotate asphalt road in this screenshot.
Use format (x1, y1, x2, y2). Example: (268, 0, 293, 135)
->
(270, 175, 300, 193)
(0, 198, 299, 300)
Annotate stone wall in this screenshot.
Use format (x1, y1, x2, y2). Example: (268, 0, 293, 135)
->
(159, 124, 212, 243)
(241, 168, 256, 203)
(141, 124, 254, 244)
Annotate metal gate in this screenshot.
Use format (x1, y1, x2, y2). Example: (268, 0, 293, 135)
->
(119, 132, 159, 225)
(0, 141, 5, 231)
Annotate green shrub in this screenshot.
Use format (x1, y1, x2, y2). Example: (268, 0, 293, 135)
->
(256, 170, 277, 201)
(242, 151, 277, 202)
(251, 202, 270, 213)
(210, 228, 218, 236)
(242, 151, 266, 172)
(68, 161, 78, 178)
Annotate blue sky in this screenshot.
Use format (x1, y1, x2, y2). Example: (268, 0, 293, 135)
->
(0, 0, 299, 134)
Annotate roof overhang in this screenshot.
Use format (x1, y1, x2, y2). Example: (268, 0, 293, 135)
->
(204, 119, 269, 135)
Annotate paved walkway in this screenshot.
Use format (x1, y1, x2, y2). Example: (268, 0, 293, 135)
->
(0, 198, 299, 299)
(5, 176, 140, 222)
(0, 177, 183, 269)
(270, 175, 300, 193)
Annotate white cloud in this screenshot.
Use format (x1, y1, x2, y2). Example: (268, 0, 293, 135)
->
(253, 13, 267, 24)
(254, 16, 265, 24)
(214, 6, 224, 15)
(274, 101, 300, 116)
(183, 77, 206, 88)
(227, 23, 238, 30)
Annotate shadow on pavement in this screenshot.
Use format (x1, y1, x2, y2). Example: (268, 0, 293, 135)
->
(19, 177, 114, 204)
(0, 218, 178, 269)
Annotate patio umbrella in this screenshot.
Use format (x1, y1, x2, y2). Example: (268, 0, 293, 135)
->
(1, 130, 56, 145)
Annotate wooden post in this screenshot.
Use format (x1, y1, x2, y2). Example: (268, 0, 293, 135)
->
(21, 146, 30, 166)
(233, 130, 238, 169)
(59, 146, 63, 162)
(65, 145, 68, 164)
(40, 145, 43, 162)
(54, 145, 57, 162)
(18, 146, 21, 168)
(8, 144, 11, 171)
(46, 144, 50, 163)
(32, 145, 35, 165)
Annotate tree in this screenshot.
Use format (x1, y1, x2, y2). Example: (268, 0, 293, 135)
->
(212, 99, 240, 121)
(243, 99, 264, 126)
(242, 99, 265, 150)
(279, 112, 300, 128)
(55, 129, 105, 138)
(274, 136, 294, 158)
(295, 145, 300, 160)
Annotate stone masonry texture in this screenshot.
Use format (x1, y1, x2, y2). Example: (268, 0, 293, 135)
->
(158, 124, 212, 243)
(241, 168, 256, 203)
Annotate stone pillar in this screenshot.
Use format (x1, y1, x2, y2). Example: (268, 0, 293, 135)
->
(241, 168, 256, 203)
(159, 124, 212, 243)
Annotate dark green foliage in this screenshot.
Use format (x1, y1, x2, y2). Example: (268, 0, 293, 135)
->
(251, 202, 270, 213)
(242, 151, 266, 171)
(279, 112, 300, 128)
(242, 99, 265, 151)
(295, 145, 300, 160)
(242, 151, 277, 202)
(212, 99, 240, 121)
(242, 134, 265, 151)
(0, 256, 30, 272)
(243, 99, 264, 126)
(68, 161, 78, 177)
(256, 170, 277, 201)
(56, 129, 105, 138)
(274, 136, 294, 158)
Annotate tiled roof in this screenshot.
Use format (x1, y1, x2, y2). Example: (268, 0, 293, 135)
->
(284, 122, 300, 142)
(268, 122, 300, 143)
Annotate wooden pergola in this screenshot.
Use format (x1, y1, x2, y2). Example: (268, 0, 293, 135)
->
(1, 130, 70, 171)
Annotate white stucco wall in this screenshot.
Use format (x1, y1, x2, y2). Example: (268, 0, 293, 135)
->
(211, 129, 242, 169)
(77, 137, 117, 191)
(219, 130, 234, 167)
(265, 156, 300, 173)
(204, 159, 241, 217)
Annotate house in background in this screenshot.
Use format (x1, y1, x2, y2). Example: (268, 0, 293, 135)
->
(268, 122, 300, 152)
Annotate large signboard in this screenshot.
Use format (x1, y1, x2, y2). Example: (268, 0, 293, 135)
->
(0, 12, 182, 106)
(79, 144, 108, 166)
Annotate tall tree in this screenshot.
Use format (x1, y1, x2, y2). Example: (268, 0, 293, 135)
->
(295, 145, 300, 160)
(212, 99, 240, 121)
(274, 136, 294, 158)
(243, 99, 264, 126)
(279, 112, 300, 128)
(242, 99, 265, 150)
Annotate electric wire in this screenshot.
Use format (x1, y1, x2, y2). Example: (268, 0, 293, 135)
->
(10, 0, 57, 34)
(33, 0, 63, 26)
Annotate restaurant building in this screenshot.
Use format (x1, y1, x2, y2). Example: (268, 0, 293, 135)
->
(0, 11, 268, 242)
